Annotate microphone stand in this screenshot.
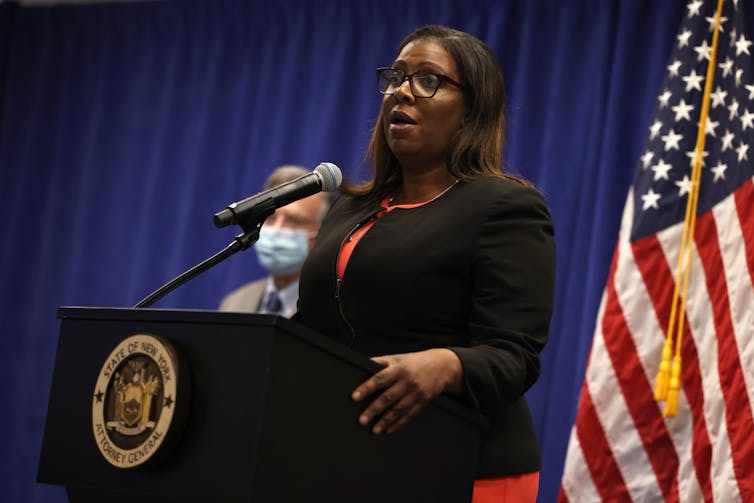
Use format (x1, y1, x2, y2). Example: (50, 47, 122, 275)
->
(133, 206, 273, 309)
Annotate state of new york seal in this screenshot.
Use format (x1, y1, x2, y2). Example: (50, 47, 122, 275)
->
(92, 334, 183, 468)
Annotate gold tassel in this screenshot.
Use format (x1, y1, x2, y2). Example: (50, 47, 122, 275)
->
(657, 0, 723, 420)
(654, 337, 673, 401)
(663, 356, 682, 417)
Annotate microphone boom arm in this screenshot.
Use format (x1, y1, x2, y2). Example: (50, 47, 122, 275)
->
(133, 226, 261, 309)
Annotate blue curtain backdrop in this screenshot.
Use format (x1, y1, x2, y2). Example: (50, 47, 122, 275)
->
(2, 0, 738, 501)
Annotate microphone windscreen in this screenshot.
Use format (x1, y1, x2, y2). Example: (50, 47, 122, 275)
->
(314, 162, 342, 192)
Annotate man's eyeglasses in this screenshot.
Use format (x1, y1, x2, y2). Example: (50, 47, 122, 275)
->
(376, 67, 464, 98)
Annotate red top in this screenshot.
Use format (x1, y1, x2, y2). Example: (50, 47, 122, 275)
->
(337, 194, 426, 278)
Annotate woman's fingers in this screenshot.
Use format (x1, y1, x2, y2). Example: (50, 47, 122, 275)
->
(372, 394, 427, 435)
(351, 356, 396, 402)
(352, 350, 460, 434)
(385, 401, 426, 434)
(358, 380, 407, 428)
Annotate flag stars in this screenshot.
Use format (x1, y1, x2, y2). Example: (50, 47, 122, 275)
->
(719, 57, 734, 77)
(711, 161, 727, 182)
(685, 149, 709, 167)
(721, 130, 735, 151)
(740, 109, 754, 131)
(705, 118, 719, 137)
(705, 15, 727, 32)
(687, 0, 703, 18)
(710, 86, 727, 107)
(678, 30, 693, 48)
(728, 98, 740, 120)
(746, 83, 754, 100)
(694, 40, 712, 61)
(682, 69, 704, 91)
(658, 90, 672, 108)
(649, 120, 663, 140)
(651, 159, 673, 181)
(641, 188, 662, 210)
(735, 68, 743, 87)
(675, 175, 693, 196)
(641, 151, 654, 169)
(735, 34, 752, 56)
(672, 99, 695, 121)
(667, 60, 682, 77)
(736, 141, 749, 161)
(662, 129, 684, 151)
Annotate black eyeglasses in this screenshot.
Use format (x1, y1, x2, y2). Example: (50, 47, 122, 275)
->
(376, 67, 464, 98)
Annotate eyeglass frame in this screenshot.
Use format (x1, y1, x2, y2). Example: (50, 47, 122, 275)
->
(376, 67, 465, 98)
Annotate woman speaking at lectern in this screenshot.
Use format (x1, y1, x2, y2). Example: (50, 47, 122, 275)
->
(296, 25, 555, 502)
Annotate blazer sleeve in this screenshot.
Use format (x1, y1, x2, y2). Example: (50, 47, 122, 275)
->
(448, 183, 556, 415)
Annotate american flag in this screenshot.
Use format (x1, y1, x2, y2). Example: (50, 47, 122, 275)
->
(559, 1, 754, 502)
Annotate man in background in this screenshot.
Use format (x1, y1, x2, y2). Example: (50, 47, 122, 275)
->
(219, 165, 332, 317)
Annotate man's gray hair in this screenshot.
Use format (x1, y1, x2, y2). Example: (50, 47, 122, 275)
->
(264, 165, 334, 221)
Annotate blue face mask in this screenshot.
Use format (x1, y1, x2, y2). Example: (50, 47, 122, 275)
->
(254, 226, 310, 276)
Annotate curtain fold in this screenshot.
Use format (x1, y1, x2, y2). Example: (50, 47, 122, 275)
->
(0, 1, 706, 501)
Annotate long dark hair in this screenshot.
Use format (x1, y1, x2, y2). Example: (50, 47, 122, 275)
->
(344, 25, 521, 198)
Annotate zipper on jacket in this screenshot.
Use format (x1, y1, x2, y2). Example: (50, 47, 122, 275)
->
(335, 222, 361, 345)
(335, 277, 343, 299)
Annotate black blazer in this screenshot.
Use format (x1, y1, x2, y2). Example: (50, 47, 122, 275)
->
(297, 176, 556, 478)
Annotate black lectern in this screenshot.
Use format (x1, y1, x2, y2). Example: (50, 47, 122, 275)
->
(38, 307, 484, 502)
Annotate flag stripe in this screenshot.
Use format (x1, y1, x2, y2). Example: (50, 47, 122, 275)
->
(602, 250, 680, 502)
(732, 179, 754, 287)
(574, 249, 634, 502)
(559, 286, 614, 503)
(695, 211, 754, 502)
(575, 378, 633, 502)
(631, 234, 713, 502)
(559, 415, 609, 502)
(714, 183, 754, 427)
(657, 223, 742, 503)
(608, 195, 669, 500)
(595, 211, 667, 500)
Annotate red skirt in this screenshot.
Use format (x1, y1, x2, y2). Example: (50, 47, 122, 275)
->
(472, 471, 539, 503)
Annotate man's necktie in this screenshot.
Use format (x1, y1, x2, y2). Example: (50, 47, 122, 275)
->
(265, 290, 282, 315)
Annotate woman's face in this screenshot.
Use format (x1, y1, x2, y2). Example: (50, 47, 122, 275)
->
(381, 39, 467, 170)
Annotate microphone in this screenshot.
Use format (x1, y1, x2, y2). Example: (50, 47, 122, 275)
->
(213, 162, 342, 228)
